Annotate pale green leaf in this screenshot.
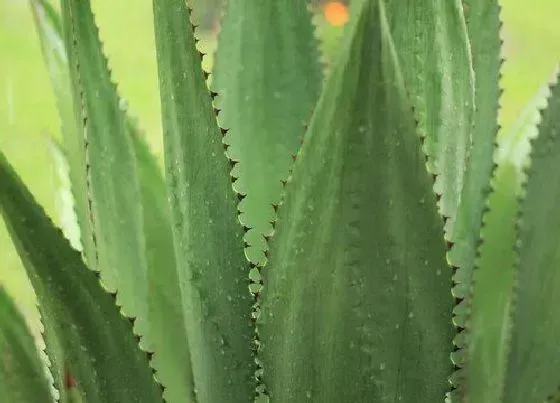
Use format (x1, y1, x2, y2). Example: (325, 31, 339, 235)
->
(45, 136, 82, 251)
(211, 0, 322, 266)
(152, 1, 254, 401)
(30, 0, 94, 265)
(0, 152, 162, 403)
(260, 1, 453, 401)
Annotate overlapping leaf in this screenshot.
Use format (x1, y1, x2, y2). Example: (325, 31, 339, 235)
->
(0, 153, 162, 402)
(59, 0, 150, 340)
(449, 0, 502, 336)
(152, 1, 254, 401)
(260, 0, 453, 401)
(211, 0, 322, 267)
(31, 2, 190, 400)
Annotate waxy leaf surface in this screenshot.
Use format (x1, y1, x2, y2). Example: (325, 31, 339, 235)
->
(153, 1, 254, 401)
(212, 0, 322, 266)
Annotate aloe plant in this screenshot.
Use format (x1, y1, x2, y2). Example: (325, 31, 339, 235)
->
(1, 0, 559, 402)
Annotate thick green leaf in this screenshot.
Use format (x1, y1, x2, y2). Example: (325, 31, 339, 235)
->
(385, 0, 475, 234)
(31, 3, 192, 399)
(448, 0, 502, 344)
(503, 71, 560, 403)
(59, 0, 150, 339)
(30, 0, 94, 265)
(0, 287, 52, 402)
(0, 152, 162, 403)
(260, 1, 453, 401)
(152, 1, 254, 402)
(211, 0, 322, 267)
(465, 78, 555, 403)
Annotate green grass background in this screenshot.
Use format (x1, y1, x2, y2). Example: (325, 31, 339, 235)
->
(0, 0, 559, 328)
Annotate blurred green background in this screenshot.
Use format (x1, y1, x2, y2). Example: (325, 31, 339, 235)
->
(0, 0, 559, 330)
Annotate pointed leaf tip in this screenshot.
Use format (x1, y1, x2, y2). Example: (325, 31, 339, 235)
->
(261, 1, 453, 401)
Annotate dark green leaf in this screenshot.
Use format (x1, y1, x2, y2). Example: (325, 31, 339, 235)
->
(0, 152, 162, 403)
(0, 287, 52, 403)
(260, 1, 453, 401)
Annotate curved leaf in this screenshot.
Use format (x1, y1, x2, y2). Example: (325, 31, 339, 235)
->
(0, 287, 52, 403)
(504, 70, 560, 403)
(260, 1, 453, 401)
(152, 1, 254, 401)
(0, 152, 162, 403)
(465, 76, 556, 403)
(211, 0, 322, 267)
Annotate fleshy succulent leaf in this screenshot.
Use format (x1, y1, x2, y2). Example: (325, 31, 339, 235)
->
(0, 287, 52, 403)
(503, 69, 560, 403)
(211, 0, 322, 267)
(464, 76, 554, 403)
(152, 0, 254, 401)
(260, 0, 453, 401)
(31, 2, 192, 399)
(385, 0, 475, 234)
(59, 0, 151, 340)
(0, 152, 162, 403)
